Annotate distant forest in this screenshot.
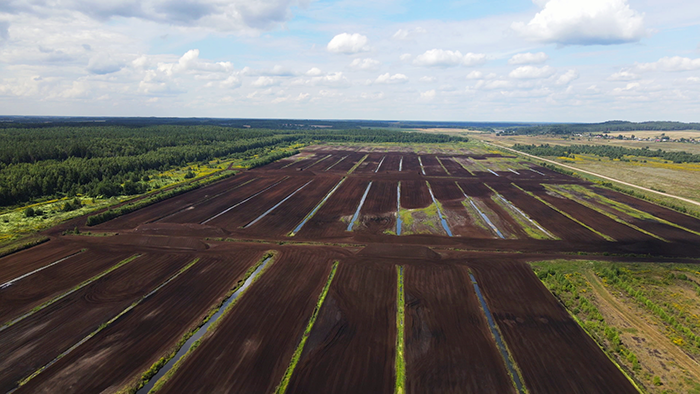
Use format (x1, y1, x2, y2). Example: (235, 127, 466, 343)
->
(513, 144, 700, 163)
(504, 121, 700, 135)
(0, 125, 464, 207)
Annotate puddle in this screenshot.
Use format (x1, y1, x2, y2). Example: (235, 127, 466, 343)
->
(529, 168, 545, 176)
(508, 168, 520, 175)
(375, 156, 386, 172)
(244, 180, 313, 228)
(426, 184, 452, 237)
(347, 182, 372, 231)
(0, 250, 84, 289)
(496, 194, 554, 239)
(418, 156, 426, 175)
(137, 257, 272, 394)
(201, 178, 287, 224)
(487, 169, 500, 177)
(325, 155, 348, 171)
(290, 178, 346, 235)
(469, 273, 526, 394)
(399, 156, 403, 172)
(396, 183, 402, 235)
(460, 190, 504, 239)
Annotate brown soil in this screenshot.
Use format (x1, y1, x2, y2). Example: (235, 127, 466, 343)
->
(157, 248, 334, 394)
(471, 261, 638, 394)
(15, 249, 263, 394)
(3, 146, 700, 393)
(0, 248, 133, 324)
(405, 263, 516, 393)
(285, 260, 397, 394)
(0, 253, 194, 393)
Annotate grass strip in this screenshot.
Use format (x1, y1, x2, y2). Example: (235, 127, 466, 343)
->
(434, 156, 451, 175)
(395, 266, 406, 394)
(145, 253, 276, 394)
(0, 236, 50, 259)
(0, 253, 140, 331)
(576, 184, 700, 238)
(86, 170, 237, 226)
(13, 257, 200, 391)
(452, 157, 474, 175)
(275, 261, 339, 394)
(482, 184, 556, 240)
(543, 185, 668, 242)
(121, 252, 275, 394)
(511, 183, 616, 242)
(347, 154, 369, 174)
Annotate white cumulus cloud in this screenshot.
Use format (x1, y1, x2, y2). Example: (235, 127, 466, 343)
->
(375, 73, 408, 84)
(413, 49, 486, 67)
(556, 69, 579, 85)
(512, 0, 647, 45)
(420, 89, 436, 100)
(349, 58, 381, 70)
(636, 56, 700, 72)
(252, 76, 275, 87)
(509, 52, 549, 65)
(509, 65, 555, 79)
(327, 33, 370, 54)
(608, 70, 639, 80)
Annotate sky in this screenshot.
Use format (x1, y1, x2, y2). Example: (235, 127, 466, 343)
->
(1, 0, 700, 122)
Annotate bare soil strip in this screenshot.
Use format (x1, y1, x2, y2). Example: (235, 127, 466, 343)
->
(404, 264, 516, 394)
(155, 249, 334, 394)
(284, 260, 397, 394)
(0, 253, 194, 393)
(471, 262, 638, 394)
(16, 251, 263, 394)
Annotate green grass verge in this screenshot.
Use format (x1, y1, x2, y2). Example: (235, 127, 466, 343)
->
(145, 253, 276, 394)
(347, 154, 369, 174)
(542, 184, 667, 242)
(120, 252, 275, 394)
(1, 253, 140, 330)
(511, 183, 616, 242)
(17, 257, 200, 389)
(275, 261, 339, 394)
(395, 266, 406, 394)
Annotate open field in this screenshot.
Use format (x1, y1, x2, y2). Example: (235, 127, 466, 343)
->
(2, 144, 700, 393)
(474, 133, 700, 210)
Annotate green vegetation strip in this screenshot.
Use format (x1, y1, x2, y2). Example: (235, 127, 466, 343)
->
(145, 253, 276, 394)
(275, 261, 339, 394)
(452, 157, 474, 175)
(395, 266, 406, 394)
(0, 253, 141, 331)
(14, 257, 201, 391)
(511, 183, 615, 242)
(347, 154, 369, 174)
(530, 261, 647, 392)
(0, 236, 50, 259)
(122, 252, 275, 394)
(575, 184, 700, 237)
(86, 171, 237, 226)
(482, 184, 556, 240)
(434, 156, 451, 175)
(543, 185, 668, 242)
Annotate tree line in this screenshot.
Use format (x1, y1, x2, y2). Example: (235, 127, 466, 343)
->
(504, 121, 700, 135)
(0, 125, 464, 207)
(513, 143, 700, 163)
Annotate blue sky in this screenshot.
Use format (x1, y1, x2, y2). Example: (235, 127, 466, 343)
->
(1, 0, 699, 122)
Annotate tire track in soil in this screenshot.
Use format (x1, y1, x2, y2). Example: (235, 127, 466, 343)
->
(0, 253, 194, 393)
